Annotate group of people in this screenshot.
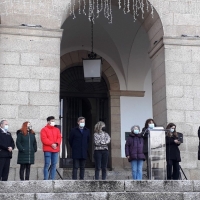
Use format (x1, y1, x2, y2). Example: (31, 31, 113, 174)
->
(125, 119, 181, 180)
(0, 116, 111, 181)
(0, 115, 181, 181)
(0, 116, 62, 181)
(69, 117, 111, 180)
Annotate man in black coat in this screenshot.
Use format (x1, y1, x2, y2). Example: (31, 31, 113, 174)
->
(69, 116, 90, 180)
(0, 120, 15, 181)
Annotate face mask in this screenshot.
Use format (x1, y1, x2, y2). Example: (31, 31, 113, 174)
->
(4, 125, 8, 131)
(50, 121, 55, 126)
(102, 127, 106, 132)
(170, 128, 174, 133)
(134, 130, 139, 134)
(148, 124, 154, 129)
(79, 123, 85, 128)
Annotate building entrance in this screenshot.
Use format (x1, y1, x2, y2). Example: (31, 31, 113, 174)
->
(59, 66, 110, 168)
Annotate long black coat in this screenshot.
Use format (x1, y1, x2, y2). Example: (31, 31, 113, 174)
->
(166, 136, 181, 162)
(141, 128, 149, 153)
(0, 128, 15, 158)
(16, 130, 37, 164)
(69, 127, 90, 159)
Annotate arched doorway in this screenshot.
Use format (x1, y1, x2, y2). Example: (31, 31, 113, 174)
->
(60, 2, 165, 172)
(60, 66, 110, 168)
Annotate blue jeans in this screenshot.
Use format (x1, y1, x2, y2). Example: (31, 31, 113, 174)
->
(131, 160, 144, 180)
(94, 150, 109, 180)
(43, 152, 58, 180)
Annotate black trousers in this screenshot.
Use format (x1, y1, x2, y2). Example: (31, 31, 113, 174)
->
(0, 158, 11, 181)
(72, 159, 86, 180)
(167, 160, 179, 180)
(20, 164, 31, 180)
(94, 150, 109, 180)
(144, 153, 151, 179)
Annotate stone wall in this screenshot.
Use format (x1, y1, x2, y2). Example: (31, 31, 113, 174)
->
(1, 0, 200, 180)
(164, 37, 200, 179)
(0, 25, 62, 179)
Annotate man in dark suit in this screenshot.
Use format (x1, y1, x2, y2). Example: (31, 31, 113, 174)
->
(0, 120, 15, 181)
(69, 116, 90, 180)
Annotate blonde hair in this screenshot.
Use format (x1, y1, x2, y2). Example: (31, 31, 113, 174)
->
(94, 121, 105, 133)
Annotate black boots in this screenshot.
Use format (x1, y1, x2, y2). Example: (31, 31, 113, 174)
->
(19, 164, 31, 181)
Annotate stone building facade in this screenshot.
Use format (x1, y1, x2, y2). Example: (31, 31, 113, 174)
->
(0, 0, 200, 180)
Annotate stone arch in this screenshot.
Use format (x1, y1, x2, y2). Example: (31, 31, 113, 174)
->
(60, 50, 120, 91)
(61, 1, 164, 50)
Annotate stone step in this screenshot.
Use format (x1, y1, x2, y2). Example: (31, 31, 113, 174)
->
(1, 180, 200, 200)
(0, 192, 199, 200)
(0, 180, 199, 193)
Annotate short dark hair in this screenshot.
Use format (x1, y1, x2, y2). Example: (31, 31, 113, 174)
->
(47, 116, 55, 122)
(77, 116, 85, 122)
(0, 120, 6, 126)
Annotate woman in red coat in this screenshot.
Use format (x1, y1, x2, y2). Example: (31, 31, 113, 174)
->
(40, 116, 61, 180)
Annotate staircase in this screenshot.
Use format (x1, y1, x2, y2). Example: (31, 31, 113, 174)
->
(0, 180, 200, 200)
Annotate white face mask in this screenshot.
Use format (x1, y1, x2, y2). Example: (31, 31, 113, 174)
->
(148, 123, 154, 129)
(170, 128, 175, 133)
(134, 130, 139, 134)
(4, 125, 8, 131)
(79, 122, 85, 128)
(27, 124, 32, 129)
(50, 121, 55, 126)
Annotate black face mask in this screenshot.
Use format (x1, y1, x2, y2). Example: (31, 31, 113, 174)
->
(102, 127, 106, 132)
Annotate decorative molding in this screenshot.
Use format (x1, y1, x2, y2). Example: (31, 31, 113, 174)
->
(149, 36, 200, 59)
(163, 36, 200, 46)
(0, 25, 63, 38)
(109, 90, 145, 97)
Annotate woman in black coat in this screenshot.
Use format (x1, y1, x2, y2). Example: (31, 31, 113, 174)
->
(16, 121, 37, 181)
(141, 118, 156, 179)
(165, 123, 181, 180)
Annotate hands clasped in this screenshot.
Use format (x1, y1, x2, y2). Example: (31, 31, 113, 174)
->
(51, 143, 57, 149)
(8, 147, 12, 152)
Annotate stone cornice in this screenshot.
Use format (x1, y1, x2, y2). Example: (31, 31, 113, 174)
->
(109, 90, 145, 97)
(0, 25, 63, 38)
(163, 36, 200, 46)
(148, 35, 200, 59)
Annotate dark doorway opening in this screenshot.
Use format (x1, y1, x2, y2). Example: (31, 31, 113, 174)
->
(59, 66, 110, 168)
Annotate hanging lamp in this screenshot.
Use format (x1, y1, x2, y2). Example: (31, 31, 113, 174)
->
(83, 18, 102, 82)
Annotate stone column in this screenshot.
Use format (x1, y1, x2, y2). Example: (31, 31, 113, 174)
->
(109, 92, 122, 170)
(0, 25, 62, 180)
(149, 39, 167, 127)
(164, 36, 200, 179)
(109, 90, 145, 175)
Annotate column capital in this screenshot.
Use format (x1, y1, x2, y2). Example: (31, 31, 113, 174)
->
(109, 90, 145, 97)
